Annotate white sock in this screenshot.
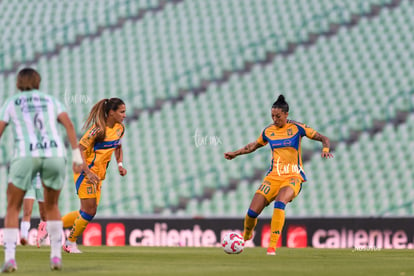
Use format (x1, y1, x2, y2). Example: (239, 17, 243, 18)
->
(66, 240, 76, 245)
(47, 221, 62, 259)
(20, 221, 30, 238)
(3, 228, 18, 262)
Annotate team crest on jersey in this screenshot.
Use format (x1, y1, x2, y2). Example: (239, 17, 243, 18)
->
(116, 128, 122, 137)
(287, 128, 293, 136)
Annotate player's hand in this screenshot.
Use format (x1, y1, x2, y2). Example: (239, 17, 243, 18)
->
(321, 151, 334, 159)
(86, 171, 100, 185)
(224, 152, 237, 160)
(72, 163, 83, 174)
(118, 166, 127, 176)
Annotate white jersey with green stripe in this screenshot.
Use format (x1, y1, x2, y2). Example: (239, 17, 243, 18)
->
(0, 90, 67, 158)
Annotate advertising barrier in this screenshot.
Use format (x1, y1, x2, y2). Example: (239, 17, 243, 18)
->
(1, 218, 413, 249)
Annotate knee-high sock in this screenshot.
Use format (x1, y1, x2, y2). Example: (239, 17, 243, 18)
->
(67, 210, 94, 243)
(62, 210, 80, 228)
(20, 221, 30, 238)
(47, 221, 62, 259)
(3, 228, 18, 262)
(243, 209, 259, 240)
(269, 201, 286, 249)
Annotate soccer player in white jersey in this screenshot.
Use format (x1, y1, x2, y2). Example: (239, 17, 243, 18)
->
(0, 68, 84, 272)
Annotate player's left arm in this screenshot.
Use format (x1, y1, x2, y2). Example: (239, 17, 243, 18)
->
(115, 144, 127, 176)
(311, 132, 334, 159)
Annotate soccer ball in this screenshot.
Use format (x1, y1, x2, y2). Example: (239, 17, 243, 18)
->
(222, 232, 245, 254)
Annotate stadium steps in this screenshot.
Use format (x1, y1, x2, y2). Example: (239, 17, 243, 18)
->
(125, 0, 405, 122)
(0, 0, 183, 76)
(165, 104, 414, 215)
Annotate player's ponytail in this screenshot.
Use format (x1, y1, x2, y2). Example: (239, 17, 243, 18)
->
(83, 98, 125, 142)
(272, 94, 289, 112)
(83, 99, 107, 142)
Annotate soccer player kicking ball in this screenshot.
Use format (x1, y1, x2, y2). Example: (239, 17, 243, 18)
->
(224, 95, 333, 255)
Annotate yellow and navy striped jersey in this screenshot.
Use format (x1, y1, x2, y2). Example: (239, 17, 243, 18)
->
(257, 122, 316, 181)
(77, 123, 125, 181)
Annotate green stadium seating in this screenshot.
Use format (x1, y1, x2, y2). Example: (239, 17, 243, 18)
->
(0, 0, 169, 71)
(0, 0, 413, 217)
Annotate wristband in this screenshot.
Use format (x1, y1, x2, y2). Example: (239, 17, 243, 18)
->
(72, 148, 83, 165)
(118, 162, 123, 168)
(322, 147, 330, 153)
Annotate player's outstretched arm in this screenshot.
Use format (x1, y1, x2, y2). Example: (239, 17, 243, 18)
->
(224, 141, 264, 160)
(311, 132, 334, 159)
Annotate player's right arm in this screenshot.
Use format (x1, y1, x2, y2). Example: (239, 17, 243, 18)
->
(76, 125, 102, 185)
(78, 144, 100, 185)
(224, 141, 264, 160)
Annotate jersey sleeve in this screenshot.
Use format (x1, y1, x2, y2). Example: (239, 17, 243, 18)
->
(79, 126, 99, 150)
(295, 122, 317, 139)
(0, 100, 11, 123)
(116, 124, 125, 146)
(54, 98, 66, 115)
(119, 123, 125, 139)
(256, 129, 268, 146)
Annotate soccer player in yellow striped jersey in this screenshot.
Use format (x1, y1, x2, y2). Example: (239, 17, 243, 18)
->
(62, 98, 127, 253)
(224, 95, 333, 255)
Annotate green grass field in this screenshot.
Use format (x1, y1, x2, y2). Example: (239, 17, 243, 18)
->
(2, 246, 413, 276)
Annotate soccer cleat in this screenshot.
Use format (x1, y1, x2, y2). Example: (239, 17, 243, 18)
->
(20, 237, 28, 246)
(63, 241, 82, 254)
(50, 257, 62, 271)
(36, 221, 48, 248)
(1, 259, 17, 273)
(266, 247, 276, 255)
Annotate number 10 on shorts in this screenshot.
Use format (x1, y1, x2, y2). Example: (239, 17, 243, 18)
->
(258, 182, 270, 194)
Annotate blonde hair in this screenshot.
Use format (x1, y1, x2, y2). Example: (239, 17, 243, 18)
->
(83, 98, 125, 142)
(16, 68, 41, 91)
